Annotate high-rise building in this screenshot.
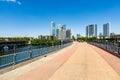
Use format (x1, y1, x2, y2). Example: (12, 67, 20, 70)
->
(89, 25, 94, 37)
(86, 24, 97, 38)
(50, 21, 56, 37)
(86, 26, 89, 37)
(56, 24, 65, 40)
(99, 32, 103, 37)
(63, 24, 66, 37)
(77, 34, 81, 39)
(55, 23, 71, 40)
(66, 29, 71, 39)
(95, 24, 97, 37)
(103, 22, 110, 37)
(56, 28, 59, 39)
(110, 32, 115, 37)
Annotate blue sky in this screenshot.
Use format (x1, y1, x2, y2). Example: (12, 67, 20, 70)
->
(0, 0, 120, 37)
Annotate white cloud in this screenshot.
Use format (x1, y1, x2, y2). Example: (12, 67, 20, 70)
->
(7, 0, 16, 2)
(0, 0, 16, 2)
(17, 1, 21, 5)
(0, 0, 21, 5)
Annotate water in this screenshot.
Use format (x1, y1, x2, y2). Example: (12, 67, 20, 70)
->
(0, 42, 73, 68)
(0, 45, 64, 68)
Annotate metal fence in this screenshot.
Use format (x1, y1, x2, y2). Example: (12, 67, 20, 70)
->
(0, 42, 73, 68)
(89, 42, 120, 57)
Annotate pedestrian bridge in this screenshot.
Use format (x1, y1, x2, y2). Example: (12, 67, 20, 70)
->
(0, 42, 120, 80)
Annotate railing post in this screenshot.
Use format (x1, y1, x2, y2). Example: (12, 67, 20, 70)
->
(13, 44, 16, 65)
(118, 47, 120, 55)
(28, 45, 32, 59)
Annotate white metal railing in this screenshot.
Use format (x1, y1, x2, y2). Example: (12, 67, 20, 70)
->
(0, 42, 73, 68)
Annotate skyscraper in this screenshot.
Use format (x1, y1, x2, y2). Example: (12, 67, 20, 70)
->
(56, 28, 59, 39)
(56, 24, 65, 40)
(86, 24, 97, 38)
(77, 34, 81, 39)
(89, 24, 94, 37)
(63, 24, 66, 38)
(56, 24, 71, 40)
(50, 21, 56, 37)
(66, 29, 71, 39)
(95, 24, 97, 37)
(86, 26, 89, 37)
(103, 22, 110, 37)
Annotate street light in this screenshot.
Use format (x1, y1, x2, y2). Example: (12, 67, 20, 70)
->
(28, 38, 32, 58)
(61, 39, 63, 48)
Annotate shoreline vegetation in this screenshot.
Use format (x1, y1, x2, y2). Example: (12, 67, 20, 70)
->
(0, 37, 73, 56)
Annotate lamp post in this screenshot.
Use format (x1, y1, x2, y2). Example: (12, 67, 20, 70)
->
(28, 38, 32, 59)
(13, 44, 16, 64)
(61, 40, 63, 48)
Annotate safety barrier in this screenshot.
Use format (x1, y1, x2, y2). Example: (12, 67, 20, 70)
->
(89, 42, 120, 57)
(0, 42, 73, 68)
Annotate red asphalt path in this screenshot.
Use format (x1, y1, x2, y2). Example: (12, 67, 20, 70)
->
(89, 44, 120, 76)
(16, 42, 79, 80)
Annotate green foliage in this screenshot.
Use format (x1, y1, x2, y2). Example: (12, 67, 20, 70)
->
(87, 37, 98, 41)
(77, 37, 98, 42)
(31, 39, 60, 46)
(0, 37, 30, 44)
(72, 35, 76, 41)
(77, 37, 88, 42)
(76, 36, 120, 43)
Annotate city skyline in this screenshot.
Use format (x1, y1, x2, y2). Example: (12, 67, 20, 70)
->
(0, 0, 120, 37)
(50, 21, 56, 37)
(103, 22, 110, 37)
(86, 24, 97, 38)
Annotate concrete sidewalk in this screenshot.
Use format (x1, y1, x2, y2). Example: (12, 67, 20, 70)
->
(89, 44, 120, 76)
(0, 42, 77, 80)
(49, 42, 120, 80)
(0, 42, 120, 80)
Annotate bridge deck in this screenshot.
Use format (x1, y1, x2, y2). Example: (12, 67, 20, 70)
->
(0, 42, 120, 80)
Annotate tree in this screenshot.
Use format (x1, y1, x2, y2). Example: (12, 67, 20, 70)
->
(72, 35, 76, 41)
